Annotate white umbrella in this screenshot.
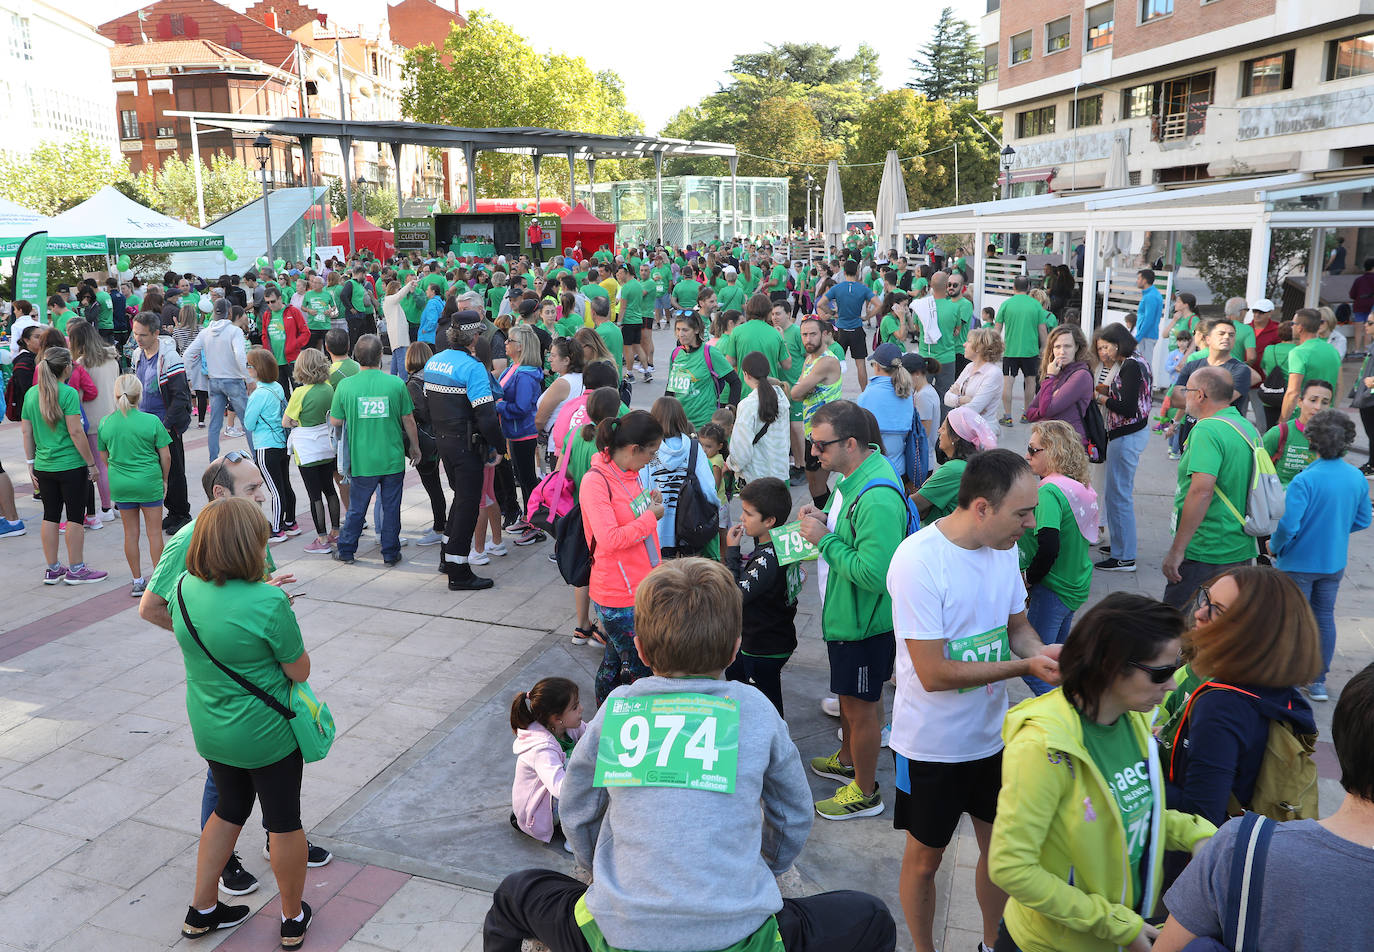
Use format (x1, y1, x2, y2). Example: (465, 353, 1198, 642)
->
(822, 159, 846, 252)
(1102, 133, 1132, 261)
(874, 151, 909, 256)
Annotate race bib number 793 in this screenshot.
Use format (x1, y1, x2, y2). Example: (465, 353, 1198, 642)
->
(593, 693, 739, 793)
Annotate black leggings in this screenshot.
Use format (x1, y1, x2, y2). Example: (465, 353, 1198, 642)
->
(508, 438, 539, 514)
(494, 455, 520, 523)
(298, 461, 339, 536)
(194, 390, 208, 423)
(308, 329, 328, 353)
(417, 457, 447, 533)
(1361, 406, 1374, 461)
(725, 654, 787, 717)
(256, 447, 297, 532)
(35, 466, 88, 523)
(207, 750, 303, 833)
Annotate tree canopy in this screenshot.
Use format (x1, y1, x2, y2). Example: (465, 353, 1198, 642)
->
(0, 136, 134, 216)
(908, 7, 983, 103)
(135, 154, 261, 225)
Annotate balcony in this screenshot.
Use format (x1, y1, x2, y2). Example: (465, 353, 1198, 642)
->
(1151, 105, 1208, 141)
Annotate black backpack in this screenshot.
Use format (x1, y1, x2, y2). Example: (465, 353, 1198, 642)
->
(673, 439, 719, 553)
(110, 290, 129, 331)
(555, 472, 607, 587)
(1081, 401, 1108, 464)
(1258, 364, 1288, 408)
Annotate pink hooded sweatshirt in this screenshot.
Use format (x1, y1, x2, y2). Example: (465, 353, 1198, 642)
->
(511, 721, 587, 842)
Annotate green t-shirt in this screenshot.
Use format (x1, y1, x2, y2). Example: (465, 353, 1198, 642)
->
(555, 314, 584, 337)
(1078, 711, 1151, 905)
(997, 294, 1046, 359)
(486, 285, 505, 318)
(51, 309, 73, 333)
(918, 298, 962, 364)
(1172, 407, 1260, 564)
(1261, 419, 1314, 488)
(22, 384, 85, 471)
(667, 342, 724, 430)
(264, 308, 289, 365)
(916, 458, 966, 521)
(739, 268, 761, 297)
(1286, 338, 1341, 390)
(127, 294, 143, 311)
(95, 290, 114, 330)
(768, 264, 789, 292)
(300, 290, 334, 331)
(952, 298, 974, 346)
(284, 384, 335, 468)
(717, 282, 746, 314)
(617, 279, 650, 324)
(420, 273, 448, 300)
(328, 358, 360, 389)
(730, 318, 789, 396)
(672, 279, 701, 309)
(1261, 341, 1294, 377)
(583, 282, 610, 323)
(650, 265, 672, 297)
(148, 517, 276, 608)
(401, 285, 425, 325)
(329, 369, 414, 478)
(173, 576, 304, 770)
(780, 324, 805, 387)
(1230, 322, 1256, 362)
(1018, 482, 1092, 608)
(97, 408, 171, 504)
(879, 313, 906, 351)
(595, 322, 624, 372)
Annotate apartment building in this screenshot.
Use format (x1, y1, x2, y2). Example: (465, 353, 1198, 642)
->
(979, 0, 1374, 195)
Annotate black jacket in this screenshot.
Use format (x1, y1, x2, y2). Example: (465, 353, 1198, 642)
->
(726, 540, 798, 657)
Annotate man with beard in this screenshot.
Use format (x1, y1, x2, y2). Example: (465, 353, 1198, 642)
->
(789, 317, 843, 508)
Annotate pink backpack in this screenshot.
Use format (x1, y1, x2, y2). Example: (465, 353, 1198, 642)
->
(526, 432, 576, 532)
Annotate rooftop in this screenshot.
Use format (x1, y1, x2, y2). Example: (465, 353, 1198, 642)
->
(109, 38, 261, 69)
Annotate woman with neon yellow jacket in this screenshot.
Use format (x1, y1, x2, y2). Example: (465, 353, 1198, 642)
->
(988, 593, 1215, 952)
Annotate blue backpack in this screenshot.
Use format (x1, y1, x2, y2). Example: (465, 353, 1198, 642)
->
(844, 477, 921, 538)
(903, 405, 931, 489)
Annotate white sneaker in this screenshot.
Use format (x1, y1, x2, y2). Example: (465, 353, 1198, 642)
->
(820, 696, 840, 717)
(375, 535, 409, 546)
(486, 542, 508, 557)
(632, 359, 645, 373)
(836, 724, 891, 748)
(413, 529, 443, 546)
(223, 426, 244, 438)
(469, 550, 491, 565)
(100, 509, 116, 523)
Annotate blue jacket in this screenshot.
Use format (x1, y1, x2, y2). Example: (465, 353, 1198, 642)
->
(243, 381, 287, 450)
(495, 364, 541, 440)
(418, 296, 444, 345)
(856, 376, 912, 480)
(639, 434, 717, 549)
(1271, 457, 1371, 574)
(1134, 286, 1163, 340)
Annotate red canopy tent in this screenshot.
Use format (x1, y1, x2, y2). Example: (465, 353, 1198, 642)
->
(558, 203, 616, 256)
(330, 212, 395, 258)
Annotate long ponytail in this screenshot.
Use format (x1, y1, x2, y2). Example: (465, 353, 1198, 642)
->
(890, 362, 913, 399)
(37, 347, 72, 428)
(740, 351, 778, 424)
(114, 374, 143, 416)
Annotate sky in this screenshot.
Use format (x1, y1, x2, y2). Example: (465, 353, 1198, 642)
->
(71, 0, 989, 134)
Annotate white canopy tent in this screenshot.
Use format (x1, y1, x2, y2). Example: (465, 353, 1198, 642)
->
(896, 169, 1374, 334)
(46, 187, 224, 255)
(0, 198, 106, 259)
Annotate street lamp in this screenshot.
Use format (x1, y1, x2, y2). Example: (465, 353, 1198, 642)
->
(253, 133, 273, 267)
(999, 144, 1016, 200)
(805, 172, 815, 234)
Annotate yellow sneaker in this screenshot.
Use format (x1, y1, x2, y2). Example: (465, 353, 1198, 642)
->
(815, 781, 883, 820)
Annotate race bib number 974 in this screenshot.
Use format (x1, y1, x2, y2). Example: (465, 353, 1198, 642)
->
(593, 693, 739, 793)
(356, 396, 390, 418)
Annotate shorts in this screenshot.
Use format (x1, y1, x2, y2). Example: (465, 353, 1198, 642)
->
(803, 438, 823, 472)
(115, 499, 163, 510)
(621, 322, 642, 345)
(480, 462, 497, 509)
(1002, 355, 1039, 379)
(892, 750, 1003, 849)
(655, 294, 671, 311)
(207, 750, 304, 833)
(34, 467, 88, 524)
(1354, 311, 1370, 324)
(834, 327, 869, 360)
(790, 400, 804, 424)
(769, 291, 790, 304)
(826, 633, 896, 702)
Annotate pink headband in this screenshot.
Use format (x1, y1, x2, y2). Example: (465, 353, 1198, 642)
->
(947, 407, 998, 452)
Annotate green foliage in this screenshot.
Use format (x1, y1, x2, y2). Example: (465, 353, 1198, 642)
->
(135, 153, 261, 225)
(1188, 229, 1315, 302)
(908, 7, 983, 103)
(0, 135, 134, 215)
(400, 10, 648, 198)
(327, 179, 399, 230)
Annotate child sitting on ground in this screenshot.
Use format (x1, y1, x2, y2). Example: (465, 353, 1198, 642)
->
(509, 677, 584, 849)
(723, 478, 799, 717)
(483, 558, 896, 952)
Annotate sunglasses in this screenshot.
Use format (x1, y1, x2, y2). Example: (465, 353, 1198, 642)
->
(1128, 658, 1184, 684)
(1026, 445, 1045, 456)
(222, 450, 252, 463)
(810, 435, 851, 452)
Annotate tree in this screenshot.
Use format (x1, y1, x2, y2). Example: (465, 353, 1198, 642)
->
(400, 11, 648, 199)
(735, 97, 843, 223)
(135, 153, 261, 225)
(1188, 229, 1314, 302)
(908, 7, 982, 103)
(328, 179, 399, 230)
(0, 135, 134, 215)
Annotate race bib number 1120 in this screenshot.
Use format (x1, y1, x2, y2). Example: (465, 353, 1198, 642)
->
(593, 693, 739, 793)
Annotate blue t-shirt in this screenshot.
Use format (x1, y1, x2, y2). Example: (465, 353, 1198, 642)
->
(822, 280, 876, 330)
(136, 350, 165, 421)
(1135, 286, 1163, 341)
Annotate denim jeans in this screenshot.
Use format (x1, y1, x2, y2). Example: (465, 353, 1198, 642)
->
(206, 377, 251, 460)
(1024, 583, 1075, 696)
(389, 345, 408, 378)
(338, 471, 403, 561)
(1105, 426, 1150, 561)
(1286, 569, 1343, 684)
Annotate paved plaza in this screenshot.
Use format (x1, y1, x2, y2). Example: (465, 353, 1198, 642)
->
(0, 323, 1370, 952)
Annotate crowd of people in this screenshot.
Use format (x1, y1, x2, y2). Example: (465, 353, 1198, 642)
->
(3, 231, 1371, 951)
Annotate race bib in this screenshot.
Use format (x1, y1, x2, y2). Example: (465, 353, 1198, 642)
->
(947, 625, 1011, 694)
(593, 693, 739, 793)
(667, 365, 693, 393)
(769, 521, 819, 565)
(356, 396, 390, 418)
(630, 489, 652, 517)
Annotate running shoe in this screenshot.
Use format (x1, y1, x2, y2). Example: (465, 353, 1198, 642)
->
(815, 781, 883, 820)
(0, 518, 26, 539)
(130, 578, 146, 597)
(809, 751, 855, 783)
(303, 539, 333, 554)
(486, 542, 508, 557)
(218, 852, 258, 895)
(268, 531, 288, 545)
(1306, 681, 1329, 702)
(999, 416, 1014, 427)
(469, 550, 491, 565)
(414, 529, 443, 546)
(100, 509, 116, 523)
(513, 526, 545, 546)
(223, 425, 244, 438)
(1094, 557, 1136, 573)
(82, 515, 103, 530)
(196, 421, 206, 429)
(279, 901, 313, 949)
(820, 696, 840, 717)
(64, 565, 107, 584)
(182, 901, 251, 938)
(43, 565, 68, 585)
(262, 835, 333, 867)
(632, 359, 645, 373)
(282, 522, 303, 537)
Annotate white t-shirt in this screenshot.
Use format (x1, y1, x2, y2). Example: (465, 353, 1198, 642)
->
(815, 486, 843, 606)
(886, 521, 1027, 764)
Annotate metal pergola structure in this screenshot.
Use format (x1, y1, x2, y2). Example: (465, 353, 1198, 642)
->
(164, 112, 738, 254)
(896, 169, 1374, 333)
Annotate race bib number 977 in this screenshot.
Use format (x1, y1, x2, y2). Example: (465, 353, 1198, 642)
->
(357, 396, 390, 418)
(593, 693, 739, 793)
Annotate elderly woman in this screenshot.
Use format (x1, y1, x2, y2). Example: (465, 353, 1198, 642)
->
(1270, 408, 1372, 700)
(1026, 324, 1093, 446)
(911, 405, 997, 522)
(944, 326, 1005, 427)
(1092, 323, 1153, 574)
(172, 497, 314, 947)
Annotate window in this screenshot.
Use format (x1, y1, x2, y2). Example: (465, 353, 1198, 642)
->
(1241, 51, 1294, 96)
(157, 124, 176, 137)
(983, 45, 999, 84)
(1017, 105, 1056, 137)
(169, 13, 185, 35)
(1011, 31, 1032, 65)
(1072, 95, 1103, 128)
(9, 14, 33, 61)
(1140, 0, 1172, 22)
(987, 0, 999, 10)
(119, 110, 139, 139)
(1086, 3, 1114, 51)
(1327, 31, 1374, 81)
(1123, 83, 1155, 118)
(1046, 17, 1071, 54)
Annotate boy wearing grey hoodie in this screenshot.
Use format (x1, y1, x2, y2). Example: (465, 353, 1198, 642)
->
(483, 558, 896, 952)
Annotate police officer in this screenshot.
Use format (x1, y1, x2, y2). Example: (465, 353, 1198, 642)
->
(424, 315, 506, 591)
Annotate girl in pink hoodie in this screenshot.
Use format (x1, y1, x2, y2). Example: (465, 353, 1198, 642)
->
(510, 677, 585, 846)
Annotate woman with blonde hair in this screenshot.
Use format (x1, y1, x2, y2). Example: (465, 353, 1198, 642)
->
(97, 374, 172, 596)
(857, 342, 916, 484)
(283, 348, 339, 554)
(573, 326, 614, 369)
(1026, 324, 1094, 447)
(1020, 419, 1099, 694)
(21, 347, 107, 584)
(945, 326, 1005, 426)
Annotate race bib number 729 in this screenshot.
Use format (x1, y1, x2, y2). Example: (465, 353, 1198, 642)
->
(356, 396, 390, 418)
(593, 693, 739, 793)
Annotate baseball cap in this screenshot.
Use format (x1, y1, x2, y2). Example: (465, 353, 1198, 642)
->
(1249, 298, 1274, 312)
(871, 342, 903, 367)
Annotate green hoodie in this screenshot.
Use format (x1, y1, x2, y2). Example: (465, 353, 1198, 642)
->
(989, 690, 1215, 952)
(816, 450, 908, 642)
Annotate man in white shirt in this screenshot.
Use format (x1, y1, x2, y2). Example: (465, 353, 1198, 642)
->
(885, 448, 1062, 952)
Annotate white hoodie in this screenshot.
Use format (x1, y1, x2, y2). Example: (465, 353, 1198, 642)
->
(183, 318, 248, 380)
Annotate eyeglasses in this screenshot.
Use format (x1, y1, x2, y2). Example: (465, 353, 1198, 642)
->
(1128, 658, 1184, 684)
(1026, 445, 1045, 456)
(1194, 585, 1226, 618)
